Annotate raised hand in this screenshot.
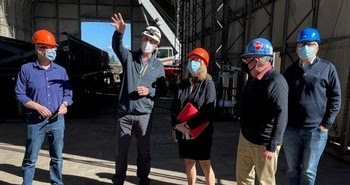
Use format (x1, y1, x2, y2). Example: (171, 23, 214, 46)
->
(111, 13, 126, 34)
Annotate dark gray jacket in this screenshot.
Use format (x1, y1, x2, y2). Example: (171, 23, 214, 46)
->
(112, 31, 166, 115)
(171, 78, 216, 129)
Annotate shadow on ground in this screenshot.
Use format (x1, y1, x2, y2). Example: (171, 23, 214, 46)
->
(0, 163, 190, 185)
(0, 164, 111, 185)
(1, 95, 350, 185)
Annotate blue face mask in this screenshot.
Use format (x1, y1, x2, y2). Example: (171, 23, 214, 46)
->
(297, 46, 314, 59)
(44, 49, 57, 61)
(187, 60, 201, 74)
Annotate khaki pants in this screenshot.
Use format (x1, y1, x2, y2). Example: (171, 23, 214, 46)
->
(236, 132, 281, 185)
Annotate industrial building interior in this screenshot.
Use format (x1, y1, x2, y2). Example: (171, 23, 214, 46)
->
(1, 0, 350, 184)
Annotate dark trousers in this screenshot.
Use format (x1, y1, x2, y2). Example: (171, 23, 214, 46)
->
(112, 114, 152, 185)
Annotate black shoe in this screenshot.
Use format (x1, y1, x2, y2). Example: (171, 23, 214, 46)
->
(139, 178, 150, 185)
(112, 175, 125, 185)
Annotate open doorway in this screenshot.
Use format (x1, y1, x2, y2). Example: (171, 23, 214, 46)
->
(81, 21, 131, 65)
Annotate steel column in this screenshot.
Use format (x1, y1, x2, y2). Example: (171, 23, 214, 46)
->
(312, 0, 320, 27)
(221, 0, 229, 67)
(281, 0, 290, 72)
(209, 0, 217, 74)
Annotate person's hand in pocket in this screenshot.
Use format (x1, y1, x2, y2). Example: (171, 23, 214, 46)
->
(319, 125, 329, 132)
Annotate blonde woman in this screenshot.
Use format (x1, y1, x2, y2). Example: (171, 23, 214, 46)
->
(171, 48, 216, 185)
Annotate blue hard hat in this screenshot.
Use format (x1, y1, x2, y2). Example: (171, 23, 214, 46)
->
(297, 28, 321, 43)
(241, 38, 273, 58)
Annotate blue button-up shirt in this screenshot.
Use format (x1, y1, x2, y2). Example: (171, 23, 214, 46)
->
(15, 60, 73, 114)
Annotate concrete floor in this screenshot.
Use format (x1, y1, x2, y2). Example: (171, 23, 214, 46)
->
(1, 96, 350, 185)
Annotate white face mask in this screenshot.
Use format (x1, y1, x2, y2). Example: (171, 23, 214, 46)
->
(141, 41, 155, 53)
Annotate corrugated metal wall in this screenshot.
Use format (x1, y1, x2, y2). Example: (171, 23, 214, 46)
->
(0, 0, 172, 50)
(0, 0, 32, 38)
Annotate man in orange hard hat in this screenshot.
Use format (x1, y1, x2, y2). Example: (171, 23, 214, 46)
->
(15, 29, 73, 185)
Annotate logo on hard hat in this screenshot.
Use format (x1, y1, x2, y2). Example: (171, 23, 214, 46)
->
(254, 41, 263, 50)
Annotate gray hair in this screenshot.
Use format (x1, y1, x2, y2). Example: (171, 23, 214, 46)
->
(259, 56, 273, 63)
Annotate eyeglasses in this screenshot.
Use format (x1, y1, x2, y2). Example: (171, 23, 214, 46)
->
(297, 42, 318, 47)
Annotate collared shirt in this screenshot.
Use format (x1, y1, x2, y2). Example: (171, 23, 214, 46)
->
(15, 60, 73, 114)
(140, 53, 152, 63)
(256, 65, 272, 80)
(301, 56, 316, 68)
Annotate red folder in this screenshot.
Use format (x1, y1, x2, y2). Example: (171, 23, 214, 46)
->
(176, 102, 209, 138)
(177, 102, 199, 123)
(189, 121, 209, 138)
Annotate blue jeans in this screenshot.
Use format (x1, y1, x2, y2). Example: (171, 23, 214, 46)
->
(22, 115, 65, 185)
(283, 126, 328, 185)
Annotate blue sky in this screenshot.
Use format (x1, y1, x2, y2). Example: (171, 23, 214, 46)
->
(81, 22, 131, 62)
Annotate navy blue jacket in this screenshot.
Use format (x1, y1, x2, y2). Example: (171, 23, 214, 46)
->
(240, 69, 288, 152)
(112, 31, 166, 115)
(284, 57, 341, 129)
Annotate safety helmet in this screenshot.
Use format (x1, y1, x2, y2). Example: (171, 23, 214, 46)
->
(297, 27, 321, 43)
(188, 48, 210, 67)
(142, 26, 161, 44)
(32, 29, 58, 47)
(241, 38, 273, 58)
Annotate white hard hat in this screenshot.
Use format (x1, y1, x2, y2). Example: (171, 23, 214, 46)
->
(142, 26, 161, 44)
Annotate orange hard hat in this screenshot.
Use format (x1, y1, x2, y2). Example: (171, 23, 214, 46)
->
(32, 29, 58, 47)
(188, 48, 210, 67)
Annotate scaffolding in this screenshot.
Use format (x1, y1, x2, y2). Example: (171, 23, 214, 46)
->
(177, 0, 276, 120)
(0, 0, 349, 160)
(177, 0, 350, 159)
